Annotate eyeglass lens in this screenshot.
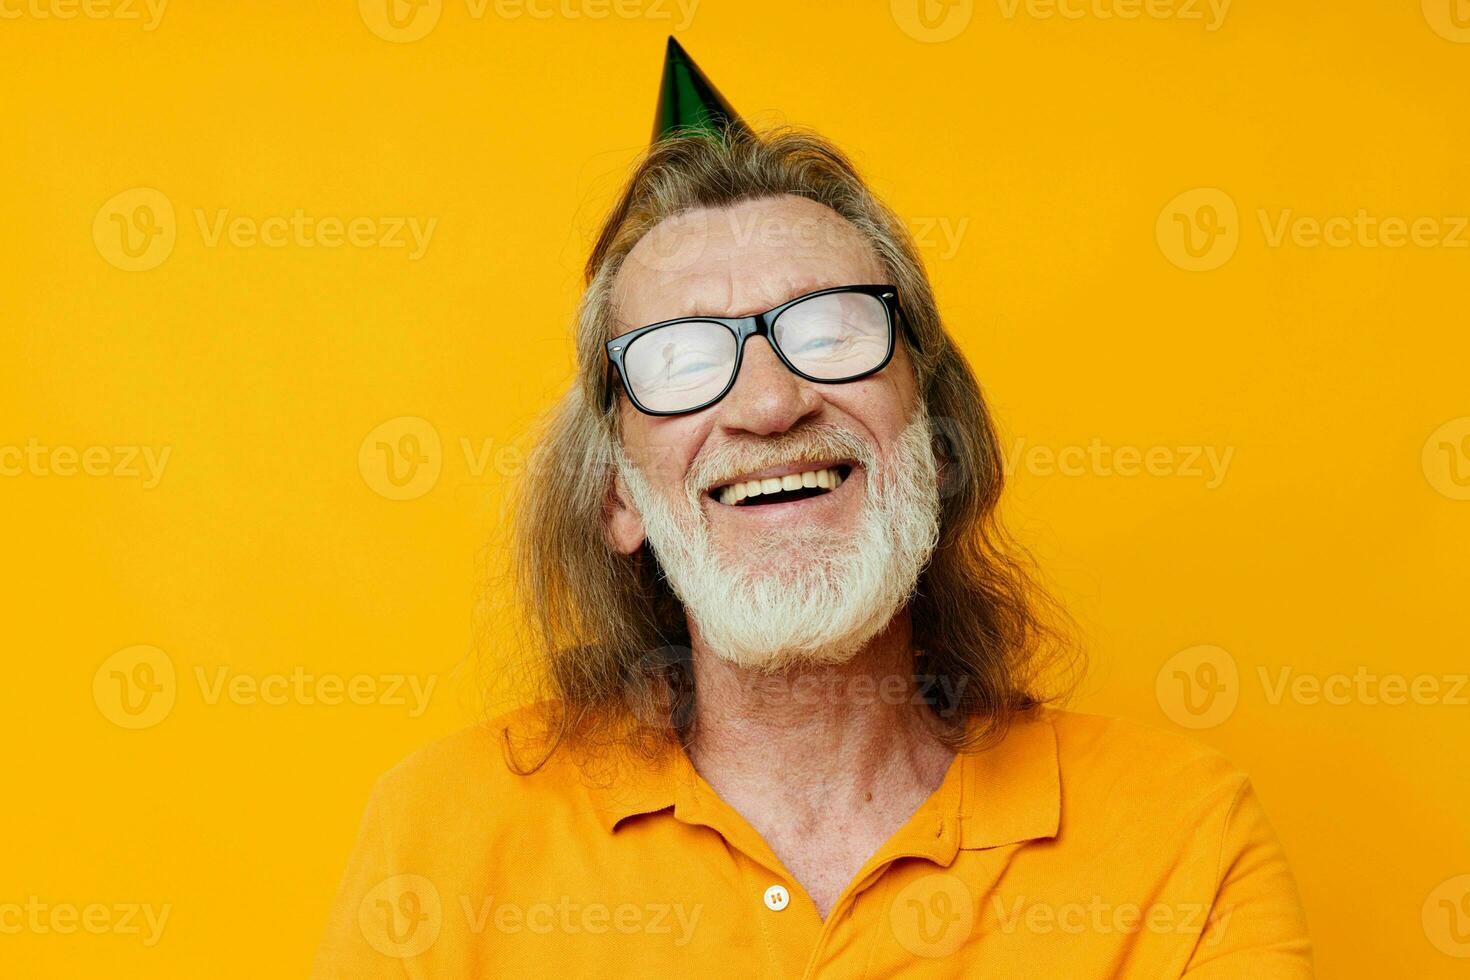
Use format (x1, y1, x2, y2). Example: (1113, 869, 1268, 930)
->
(621, 291, 891, 413)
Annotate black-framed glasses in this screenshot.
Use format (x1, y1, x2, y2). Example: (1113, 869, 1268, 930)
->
(602, 284, 918, 416)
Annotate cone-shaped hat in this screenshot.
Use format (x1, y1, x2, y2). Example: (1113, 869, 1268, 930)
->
(652, 37, 752, 143)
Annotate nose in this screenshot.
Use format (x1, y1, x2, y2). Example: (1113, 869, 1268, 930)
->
(716, 337, 822, 437)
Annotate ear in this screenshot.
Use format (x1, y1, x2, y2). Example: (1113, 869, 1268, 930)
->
(603, 470, 646, 555)
(930, 425, 965, 503)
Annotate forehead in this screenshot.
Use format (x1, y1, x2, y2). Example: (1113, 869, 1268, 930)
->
(613, 194, 886, 331)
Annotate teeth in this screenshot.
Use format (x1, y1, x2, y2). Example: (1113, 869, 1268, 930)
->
(713, 466, 849, 505)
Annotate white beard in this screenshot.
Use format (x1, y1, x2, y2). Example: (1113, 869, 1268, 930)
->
(616, 403, 941, 672)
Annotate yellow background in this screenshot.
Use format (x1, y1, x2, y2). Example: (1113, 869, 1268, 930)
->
(3, 0, 1468, 976)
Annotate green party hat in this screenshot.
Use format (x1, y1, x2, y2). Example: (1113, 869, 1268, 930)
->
(652, 37, 751, 143)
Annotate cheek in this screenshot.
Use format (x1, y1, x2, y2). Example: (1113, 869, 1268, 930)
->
(885, 342, 919, 406)
(622, 417, 703, 490)
(829, 366, 917, 445)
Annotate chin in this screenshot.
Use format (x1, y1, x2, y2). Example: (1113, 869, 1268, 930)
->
(709, 630, 870, 674)
(688, 580, 895, 673)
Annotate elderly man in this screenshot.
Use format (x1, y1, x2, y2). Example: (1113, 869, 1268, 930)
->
(313, 41, 1311, 979)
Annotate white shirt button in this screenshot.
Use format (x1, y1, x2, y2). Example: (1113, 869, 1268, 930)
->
(763, 885, 790, 911)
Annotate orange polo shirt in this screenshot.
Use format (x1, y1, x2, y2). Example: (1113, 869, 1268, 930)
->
(312, 707, 1312, 978)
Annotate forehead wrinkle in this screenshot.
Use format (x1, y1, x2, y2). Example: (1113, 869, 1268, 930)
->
(611, 200, 886, 331)
(611, 270, 737, 334)
(624, 269, 881, 329)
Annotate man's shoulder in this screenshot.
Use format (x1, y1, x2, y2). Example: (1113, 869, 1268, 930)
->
(1042, 707, 1250, 805)
(367, 702, 577, 826)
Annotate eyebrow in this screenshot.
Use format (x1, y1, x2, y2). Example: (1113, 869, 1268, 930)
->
(619, 278, 848, 329)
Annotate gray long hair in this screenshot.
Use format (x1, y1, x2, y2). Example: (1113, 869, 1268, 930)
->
(503, 125, 1078, 762)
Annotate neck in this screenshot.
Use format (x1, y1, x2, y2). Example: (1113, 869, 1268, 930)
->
(685, 608, 954, 813)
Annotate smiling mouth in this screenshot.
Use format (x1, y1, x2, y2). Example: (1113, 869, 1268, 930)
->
(710, 464, 854, 507)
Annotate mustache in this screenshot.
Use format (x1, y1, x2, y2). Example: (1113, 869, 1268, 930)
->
(685, 421, 877, 496)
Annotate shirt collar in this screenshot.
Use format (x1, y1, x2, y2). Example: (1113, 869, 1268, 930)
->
(957, 708, 1061, 850)
(584, 709, 1062, 856)
(585, 743, 684, 834)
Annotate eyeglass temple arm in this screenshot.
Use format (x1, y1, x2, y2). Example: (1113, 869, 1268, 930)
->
(898, 306, 922, 354)
(601, 362, 616, 413)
